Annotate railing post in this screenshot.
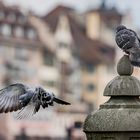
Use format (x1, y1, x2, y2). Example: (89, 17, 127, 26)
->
(83, 55, 140, 140)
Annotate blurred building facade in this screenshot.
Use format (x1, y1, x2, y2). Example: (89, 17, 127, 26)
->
(42, 4, 123, 108)
(0, 2, 59, 140)
(0, 1, 125, 140)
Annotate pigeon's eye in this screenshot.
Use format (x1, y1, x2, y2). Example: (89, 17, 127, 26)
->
(42, 93, 51, 101)
(42, 92, 48, 98)
(43, 93, 47, 97)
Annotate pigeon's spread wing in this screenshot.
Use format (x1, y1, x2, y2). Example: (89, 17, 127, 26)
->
(0, 84, 27, 113)
(12, 92, 41, 119)
(13, 103, 37, 119)
(54, 97, 70, 105)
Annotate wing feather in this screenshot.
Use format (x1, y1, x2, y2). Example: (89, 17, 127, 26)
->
(4, 97, 10, 113)
(0, 84, 27, 113)
(13, 94, 40, 119)
(13, 103, 36, 119)
(0, 97, 8, 113)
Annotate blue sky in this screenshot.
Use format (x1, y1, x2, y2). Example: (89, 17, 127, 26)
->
(3, 0, 140, 28)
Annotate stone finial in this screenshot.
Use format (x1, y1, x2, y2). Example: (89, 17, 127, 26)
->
(84, 26, 140, 140)
(117, 55, 133, 76)
(103, 55, 140, 96)
(83, 54, 140, 140)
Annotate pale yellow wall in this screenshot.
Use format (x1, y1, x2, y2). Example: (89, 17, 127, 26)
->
(81, 63, 115, 109)
(81, 66, 98, 107)
(86, 12, 116, 46)
(100, 23, 116, 46)
(96, 64, 114, 108)
(86, 12, 101, 40)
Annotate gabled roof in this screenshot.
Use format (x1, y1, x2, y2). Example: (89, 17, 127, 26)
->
(43, 5, 115, 65)
(43, 5, 74, 32)
(44, 5, 74, 19)
(0, 1, 24, 18)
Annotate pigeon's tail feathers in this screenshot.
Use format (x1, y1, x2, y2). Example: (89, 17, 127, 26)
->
(128, 49, 140, 67)
(130, 61, 140, 67)
(53, 97, 70, 105)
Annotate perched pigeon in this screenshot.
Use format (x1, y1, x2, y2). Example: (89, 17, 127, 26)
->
(115, 25, 140, 66)
(0, 83, 70, 118)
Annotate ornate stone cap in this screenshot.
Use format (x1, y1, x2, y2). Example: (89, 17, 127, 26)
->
(104, 55, 140, 96)
(83, 108, 140, 132)
(83, 55, 140, 133)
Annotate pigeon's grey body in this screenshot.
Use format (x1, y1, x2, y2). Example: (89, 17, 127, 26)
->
(0, 83, 70, 118)
(115, 25, 140, 66)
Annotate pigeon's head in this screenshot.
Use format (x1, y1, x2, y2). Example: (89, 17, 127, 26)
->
(35, 87, 54, 103)
(116, 25, 127, 33)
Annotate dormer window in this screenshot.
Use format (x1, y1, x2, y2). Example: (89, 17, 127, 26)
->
(87, 83, 95, 92)
(0, 11, 4, 19)
(18, 15, 26, 23)
(15, 26, 24, 38)
(1, 24, 11, 36)
(27, 28, 37, 40)
(7, 13, 16, 21)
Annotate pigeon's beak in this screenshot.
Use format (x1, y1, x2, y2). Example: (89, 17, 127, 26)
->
(45, 95, 51, 101)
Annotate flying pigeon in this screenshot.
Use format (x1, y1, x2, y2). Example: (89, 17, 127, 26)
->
(0, 83, 70, 118)
(115, 25, 140, 66)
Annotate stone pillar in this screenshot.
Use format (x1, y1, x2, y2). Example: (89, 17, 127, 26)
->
(83, 55, 140, 140)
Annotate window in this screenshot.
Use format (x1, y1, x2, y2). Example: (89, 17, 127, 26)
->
(44, 57, 54, 66)
(87, 83, 95, 91)
(0, 11, 4, 19)
(43, 51, 54, 66)
(7, 13, 16, 21)
(15, 26, 24, 38)
(86, 64, 95, 73)
(59, 42, 68, 48)
(0, 45, 10, 56)
(74, 121, 82, 128)
(1, 24, 11, 36)
(18, 15, 26, 23)
(100, 48, 108, 53)
(27, 28, 37, 40)
(15, 47, 29, 61)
